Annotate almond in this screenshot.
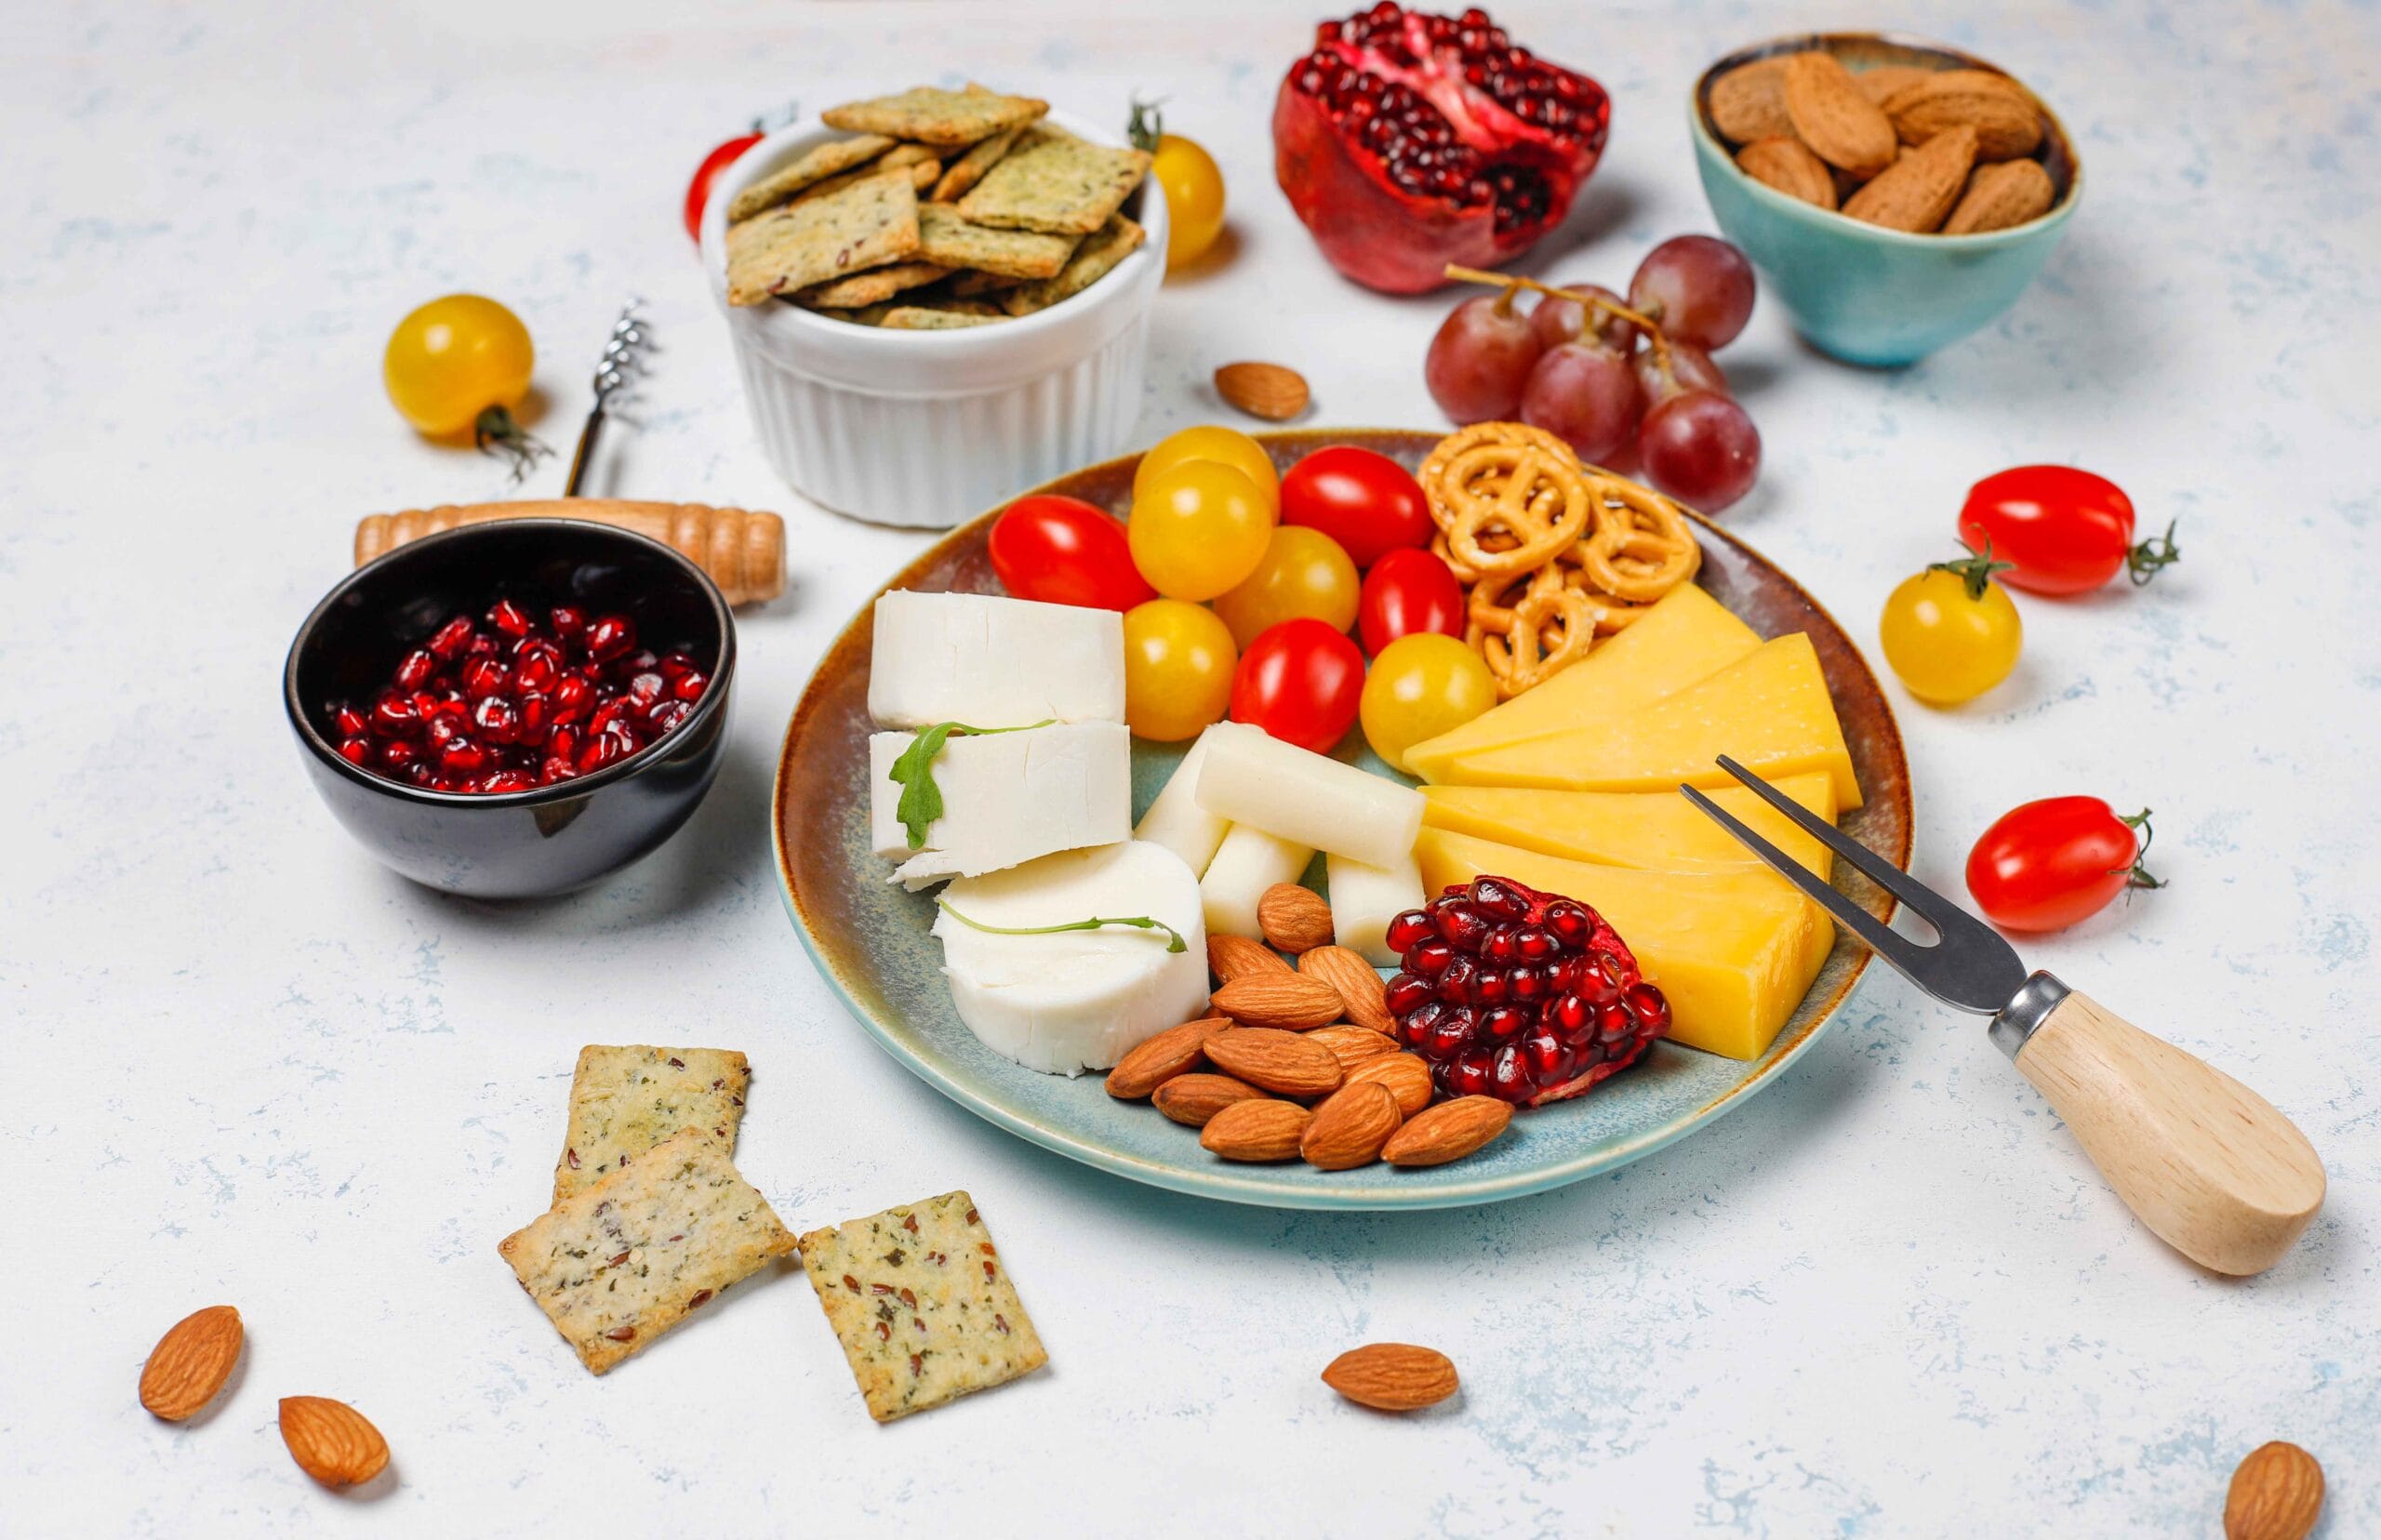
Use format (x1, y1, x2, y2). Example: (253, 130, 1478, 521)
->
(1842, 126, 1976, 233)
(1152, 1071, 1267, 1127)
(1853, 63, 1934, 107)
(139, 1305, 243, 1422)
(1207, 933, 1290, 984)
(1297, 944, 1393, 1034)
(1308, 1024, 1401, 1071)
(1882, 70, 2042, 161)
(1203, 1028, 1343, 1097)
(2225, 1441, 2323, 1540)
(1942, 157, 2055, 234)
(1735, 136, 1836, 209)
(1211, 972, 1343, 1031)
(1215, 361, 1310, 422)
(1256, 883, 1334, 953)
(1781, 52, 1898, 179)
(1300, 1082, 1403, 1170)
(1707, 56, 1792, 143)
(1105, 1016, 1231, 1099)
(1199, 1098, 1310, 1162)
(278, 1396, 391, 1488)
(1321, 1343, 1459, 1411)
(1380, 1095, 1511, 1166)
(1344, 1052, 1433, 1117)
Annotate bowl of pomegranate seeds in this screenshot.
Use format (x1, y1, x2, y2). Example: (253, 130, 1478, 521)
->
(283, 519, 735, 897)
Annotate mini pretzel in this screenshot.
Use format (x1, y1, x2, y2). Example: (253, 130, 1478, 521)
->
(1472, 578, 1598, 698)
(1575, 476, 1701, 602)
(1419, 423, 1596, 581)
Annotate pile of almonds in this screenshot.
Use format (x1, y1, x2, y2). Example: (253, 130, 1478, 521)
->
(139, 1304, 391, 1489)
(1104, 883, 1512, 1171)
(1709, 49, 2058, 235)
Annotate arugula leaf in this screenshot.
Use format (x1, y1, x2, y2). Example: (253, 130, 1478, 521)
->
(937, 900, 1188, 953)
(886, 719, 1055, 850)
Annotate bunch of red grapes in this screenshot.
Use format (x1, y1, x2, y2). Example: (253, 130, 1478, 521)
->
(1424, 234, 1762, 511)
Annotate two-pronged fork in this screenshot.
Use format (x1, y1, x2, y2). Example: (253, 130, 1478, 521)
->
(1683, 757, 2324, 1277)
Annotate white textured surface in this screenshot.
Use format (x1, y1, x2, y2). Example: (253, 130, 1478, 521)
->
(5, 1, 2376, 1534)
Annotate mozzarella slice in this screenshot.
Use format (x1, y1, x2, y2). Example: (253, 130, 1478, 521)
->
(1131, 722, 1257, 878)
(1198, 822, 1314, 939)
(932, 842, 1209, 1075)
(871, 723, 1132, 889)
(868, 590, 1125, 729)
(1325, 851, 1425, 968)
(1192, 727, 1423, 871)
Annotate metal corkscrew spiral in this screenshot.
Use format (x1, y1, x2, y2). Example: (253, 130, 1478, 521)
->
(563, 299, 656, 498)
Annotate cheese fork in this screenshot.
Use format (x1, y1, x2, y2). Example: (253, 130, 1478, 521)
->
(1683, 757, 2323, 1277)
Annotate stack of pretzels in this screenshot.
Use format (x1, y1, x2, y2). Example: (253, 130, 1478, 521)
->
(1417, 422, 1705, 699)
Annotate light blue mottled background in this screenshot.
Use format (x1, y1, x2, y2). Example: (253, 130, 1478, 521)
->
(4, 0, 2375, 1533)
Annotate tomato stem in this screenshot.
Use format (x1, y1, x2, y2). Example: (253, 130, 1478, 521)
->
(2127, 518, 2182, 587)
(1126, 96, 1166, 153)
(1443, 264, 1671, 367)
(1927, 539, 2016, 602)
(2113, 808, 2166, 894)
(473, 406, 552, 485)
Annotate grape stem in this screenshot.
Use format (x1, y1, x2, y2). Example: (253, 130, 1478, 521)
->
(1444, 263, 1671, 368)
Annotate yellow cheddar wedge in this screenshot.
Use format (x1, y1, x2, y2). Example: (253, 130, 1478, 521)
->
(1415, 828, 1834, 1060)
(1403, 585, 1760, 783)
(1421, 773, 1838, 880)
(1423, 633, 1861, 810)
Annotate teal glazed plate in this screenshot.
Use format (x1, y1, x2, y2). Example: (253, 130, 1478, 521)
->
(773, 431, 1912, 1209)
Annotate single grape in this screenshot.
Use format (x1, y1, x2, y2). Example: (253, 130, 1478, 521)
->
(1629, 236, 1757, 352)
(1634, 339, 1729, 408)
(1529, 283, 1640, 356)
(1519, 342, 1643, 464)
(1638, 390, 1761, 511)
(1425, 292, 1543, 424)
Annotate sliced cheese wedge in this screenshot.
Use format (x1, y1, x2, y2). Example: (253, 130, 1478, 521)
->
(1421, 774, 1838, 880)
(1403, 584, 1759, 782)
(1422, 633, 1861, 810)
(871, 722, 1131, 888)
(933, 841, 1208, 1076)
(868, 590, 1125, 729)
(1415, 828, 1834, 1061)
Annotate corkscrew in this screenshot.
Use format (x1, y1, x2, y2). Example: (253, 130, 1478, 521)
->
(562, 300, 656, 498)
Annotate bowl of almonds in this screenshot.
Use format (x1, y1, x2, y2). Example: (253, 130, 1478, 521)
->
(1689, 33, 2081, 365)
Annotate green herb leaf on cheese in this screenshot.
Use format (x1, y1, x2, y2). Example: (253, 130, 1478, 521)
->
(888, 720, 1055, 849)
(937, 900, 1188, 954)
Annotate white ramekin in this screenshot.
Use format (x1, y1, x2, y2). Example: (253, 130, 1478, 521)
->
(702, 108, 1168, 528)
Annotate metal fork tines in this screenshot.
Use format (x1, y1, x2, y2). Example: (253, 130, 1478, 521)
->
(1680, 757, 2026, 1016)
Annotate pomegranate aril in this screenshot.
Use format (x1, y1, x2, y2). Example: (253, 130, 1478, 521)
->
(371, 692, 419, 737)
(1627, 982, 1670, 1031)
(1513, 925, 1556, 960)
(1404, 939, 1455, 976)
(1384, 972, 1435, 1014)
(1445, 1054, 1493, 1097)
(472, 696, 520, 744)
(671, 670, 709, 703)
(585, 615, 636, 663)
(1472, 968, 1510, 1006)
(1543, 899, 1593, 946)
(428, 616, 475, 658)
(393, 649, 436, 691)
(1488, 1044, 1531, 1102)
(646, 699, 694, 734)
(1434, 902, 1492, 952)
(628, 670, 666, 707)
(331, 704, 369, 738)
(1469, 877, 1530, 919)
(549, 605, 585, 639)
(552, 676, 593, 723)
(438, 737, 489, 774)
(338, 737, 370, 766)
(481, 769, 535, 793)
(379, 738, 418, 769)
(487, 597, 533, 637)
(1481, 1004, 1529, 1041)
(462, 657, 511, 701)
(1385, 909, 1436, 951)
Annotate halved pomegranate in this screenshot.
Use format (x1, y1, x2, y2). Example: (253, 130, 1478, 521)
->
(1273, 5, 1611, 294)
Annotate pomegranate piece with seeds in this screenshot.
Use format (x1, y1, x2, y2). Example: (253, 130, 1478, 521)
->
(1385, 875, 1670, 1106)
(1273, 4, 1610, 294)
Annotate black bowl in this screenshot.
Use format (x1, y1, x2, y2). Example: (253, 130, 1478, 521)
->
(284, 519, 736, 898)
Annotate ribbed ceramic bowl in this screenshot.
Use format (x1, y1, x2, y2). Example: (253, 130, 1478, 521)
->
(773, 431, 1911, 1209)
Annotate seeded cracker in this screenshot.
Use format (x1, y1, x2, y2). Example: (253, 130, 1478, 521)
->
(946, 269, 1031, 299)
(879, 305, 1005, 329)
(726, 134, 896, 223)
(799, 1190, 1048, 1421)
(798, 262, 953, 310)
(500, 1129, 795, 1375)
(821, 86, 1047, 148)
(930, 125, 1024, 203)
(955, 124, 1151, 236)
(1000, 214, 1146, 316)
(797, 149, 939, 207)
(552, 1045, 752, 1203)
(914, 203, 1076, 280)
(725, 170, 920, 306)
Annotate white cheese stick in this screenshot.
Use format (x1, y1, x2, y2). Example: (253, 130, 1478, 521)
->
(1325, 851, 1425, 968)
(1132, 722, 1257, 878)
(871, 723, 1131, 889)
(1192, 728, 1424, 872)
(868, 590, 1125, 729)
(1199, 822, 1314, 939)
(933, 842, 1209, 1076)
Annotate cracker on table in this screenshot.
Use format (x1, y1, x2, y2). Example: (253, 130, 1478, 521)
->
(955, 125, 1151, 235)
(500, 1129, 795, 1375)
(726, 135, 896, 223)
(879, 304, 1005, 329)
(725, 170, 921, 306)
(821, 86, 1047, 147)
(798, 1190, 1048, 1421)
(929, 126, 1024, 203)
(1000, 214, 1146, 316)
(798, 148, 940, 206)
(914, 203, 1076, 279)
(798, 261, 952, 309)
(552, 1045, 752, 1203)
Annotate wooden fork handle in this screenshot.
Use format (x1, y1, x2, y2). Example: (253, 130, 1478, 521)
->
(2015, 989, 2324, 1276)
(354, 499, 786, 606)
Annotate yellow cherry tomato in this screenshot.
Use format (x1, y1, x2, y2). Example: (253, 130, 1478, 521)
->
(1132, 425, 1280, 512)
(1213, 526, 1361, 649)
(1360, 633, 1498, 774)
(383, 295, 536, 437)
(1128, 459, 1275, 602)
(1132, 100, 1226, 272)
(1880, 550, 2025, 705)
(1121, 599, 1237, 741)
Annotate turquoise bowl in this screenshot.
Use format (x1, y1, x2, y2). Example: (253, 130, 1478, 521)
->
(1689, 33, 2082, 366)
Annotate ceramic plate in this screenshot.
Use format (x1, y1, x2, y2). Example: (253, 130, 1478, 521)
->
(774, 430, 1911, 1210)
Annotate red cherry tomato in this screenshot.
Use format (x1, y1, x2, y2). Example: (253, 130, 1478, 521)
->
(1965, 797, 2162, 933)
(989, 496, 1156, 611)
(1358, 547, 1464, 657)
(1957, 466, 2178, 595)
(684, 131, 765, 243)
(1230, 617, 1366, 752)
(1278, 446, 1433, 567)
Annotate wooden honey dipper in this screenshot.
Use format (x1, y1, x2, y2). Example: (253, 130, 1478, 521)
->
(353, 499, 786, 606)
